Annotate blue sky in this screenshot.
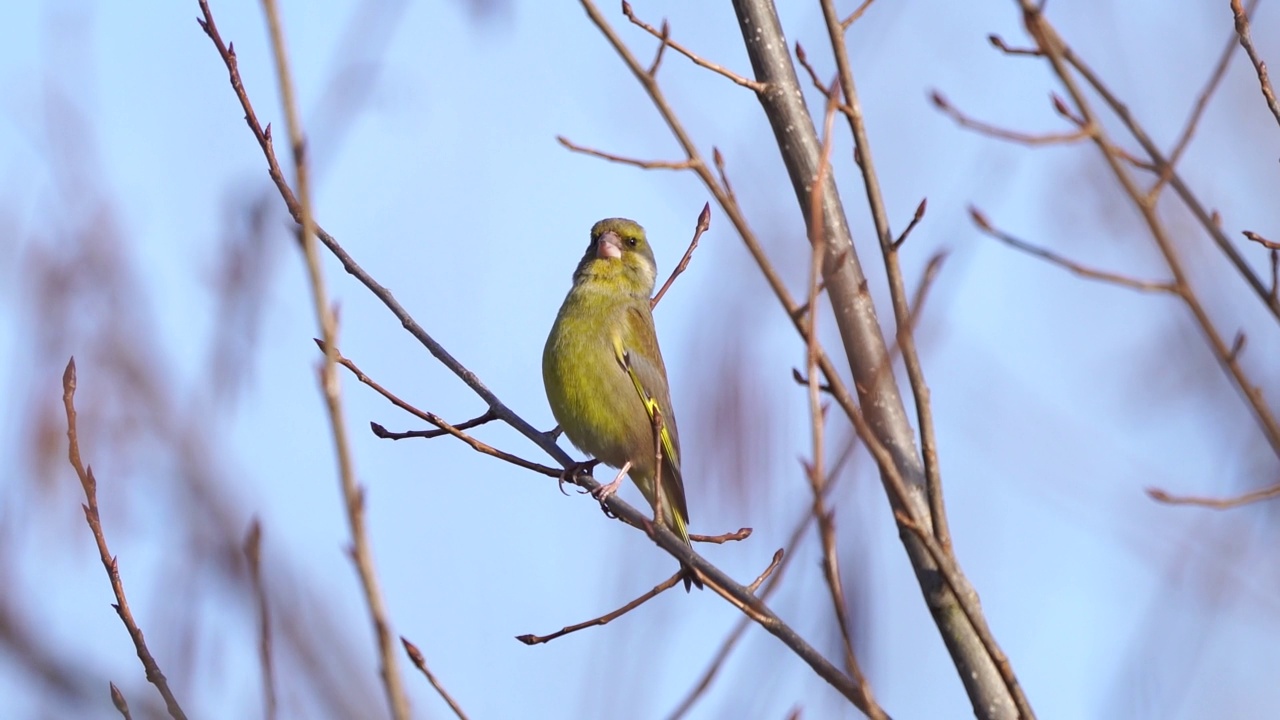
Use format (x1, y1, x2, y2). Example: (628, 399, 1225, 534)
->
(2, 1, 1279, 718)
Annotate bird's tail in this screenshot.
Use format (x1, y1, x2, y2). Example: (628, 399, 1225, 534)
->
(664, 488, 703, 592)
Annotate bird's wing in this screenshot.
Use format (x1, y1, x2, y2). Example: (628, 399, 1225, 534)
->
(614, 305, 690, 524)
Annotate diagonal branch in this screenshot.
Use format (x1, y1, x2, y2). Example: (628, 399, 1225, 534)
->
(970, 207, 1179, 294)
(63, 359, 188, 720)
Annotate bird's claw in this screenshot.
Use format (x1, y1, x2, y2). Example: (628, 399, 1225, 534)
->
(590, 477, 623, 518)
(558, 459, 601, 496)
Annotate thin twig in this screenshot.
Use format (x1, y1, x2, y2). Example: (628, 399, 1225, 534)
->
(1020, 0, 1280, 457)
(931, 91, 1090, 145)
(669, 438, 860, 720)
(652, 203, 710, 309)
(516, 571, 684, 644)
(320, 341, 560, 474)
(805, 86, 866, 692)
(892, 198, 927, 250)
(110, 683, 134, 720)
(621, 1, 766, 91)
(368, 412, 498, 440)
(1147, 482, 1280, 509)
(840, 0, 878, 29)
(243, 520, 277, 720)
(401, 637, 469, 720)
(1231, 0, 1280, 129)
(987, 34, 1042, 57)
(62, 358, 188, 720)
(557, 136, 696, 170)
(690, 527, 752, 544)
(1148, 0, 1258, 199)
(970, 207, 1178, 293)
(746, 549, 785, 594)
(255, 1, 408, 716)
(1045, 11, 1280, 323)
(1244, 231, 1280, 250)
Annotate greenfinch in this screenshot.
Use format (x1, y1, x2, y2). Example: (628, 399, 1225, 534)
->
(543, 218, 700, 589)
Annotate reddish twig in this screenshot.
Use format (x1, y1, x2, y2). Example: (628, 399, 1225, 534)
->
(557, 136, 696, 170)
(970, 207, 1178, 294)
(892, 198, 927, 250)
(1147, 482, 1280, 509)
(62, 359, 188, 720)
(651, 203, 710, 309)
(1231, 0, 1280, 129)
(840, 0, 878, 29)
(804, 85, 868, 696)
(690, 527, 752, 544)
(932, 90, 1090, 145)
(1148, 0, 1258, 199)
(1244, 230, 1280, 250)
(669, 438, 860, 719)
(747, 549, 785, 594)
(368, 411, 498, 440)
(401, 637, 470, 720)
(621, 1, 766, 91)
(515, 571, 683, 645)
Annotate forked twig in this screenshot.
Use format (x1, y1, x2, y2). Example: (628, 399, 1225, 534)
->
(516, 571, 684, 645)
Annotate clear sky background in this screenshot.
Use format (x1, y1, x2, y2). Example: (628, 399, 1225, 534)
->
(2, 1, 1279, 718)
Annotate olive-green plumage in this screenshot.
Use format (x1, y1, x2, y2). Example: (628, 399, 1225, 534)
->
(543, 218, 696, 583)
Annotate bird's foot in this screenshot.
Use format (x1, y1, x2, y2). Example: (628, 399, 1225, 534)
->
(558, 459, 601, 496)
(589, 461, 631, 518)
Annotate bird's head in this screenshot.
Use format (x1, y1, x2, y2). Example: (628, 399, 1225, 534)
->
(573, 217, 657, 298)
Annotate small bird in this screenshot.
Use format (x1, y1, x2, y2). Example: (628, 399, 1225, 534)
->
(543, 218, 700, 590)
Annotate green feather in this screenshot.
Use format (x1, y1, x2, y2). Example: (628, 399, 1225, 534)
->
(543, 218, 694, 551)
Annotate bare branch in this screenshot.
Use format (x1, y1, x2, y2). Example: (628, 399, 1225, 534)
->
(254, 1, 408, 713)
(62, 359, 188, 720)
(892, 198, 927, 250)
(690, 527, 752, 544)
(1147, 0, 1258, 199)
(840, 0, 877, 30)
(621, 1, 766, 91)
(556, 135, 697, 170)
(651, 203, 710, 309)
(970, 207, 1178, 293)
(401, 637, 470, 720)
(1231, 0, 1280, 129)
(746, 549, 785, 594)
(1147, 482, 1280, 509)
(515, 571, 683, 645)
(932, 90, 1090, 145)
(243, 520, 277, 720)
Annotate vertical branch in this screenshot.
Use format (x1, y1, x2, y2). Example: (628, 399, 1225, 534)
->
(817, 0, 950, 551)
(805, 87, 884, 718)
(243, 521, 277, 720)
(729, 1, 1023, 718)
(257, 2, 409, 718)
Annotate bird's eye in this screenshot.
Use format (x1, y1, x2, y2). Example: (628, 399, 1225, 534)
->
(626, 236, 638, 247)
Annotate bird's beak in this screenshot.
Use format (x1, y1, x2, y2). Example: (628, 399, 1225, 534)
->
(596, 231, 623, 260)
